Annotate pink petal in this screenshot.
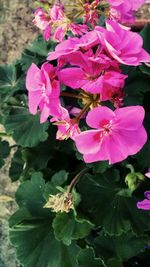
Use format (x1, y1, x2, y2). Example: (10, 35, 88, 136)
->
(86, 107, 115, 129)
(145, 191, 150, 200)
(82, 76, 104, 94)
(83, 137, 109, 163)
(28, 91, 42, 115)
(114, 106, 145, 130)
(109, 127, 147, 163)
(75, 130, 102, 154)
(58, 68, 87, 89)
(137, 199, 150, 210)
(40, 104, 51, 123)
(145, 172, 150, 179)
(26, 63, 42, 92)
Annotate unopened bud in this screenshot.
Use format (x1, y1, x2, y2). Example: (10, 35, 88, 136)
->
(125, 172, 145, 192)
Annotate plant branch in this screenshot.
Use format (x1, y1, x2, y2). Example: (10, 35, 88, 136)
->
(68, 167, 90, 193)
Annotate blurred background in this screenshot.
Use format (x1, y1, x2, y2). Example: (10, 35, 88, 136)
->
(0, 1, 150, 267)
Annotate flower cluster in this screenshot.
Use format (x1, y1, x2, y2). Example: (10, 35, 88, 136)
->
(33, 0, 145, 41)
(26, 0, 150, 165)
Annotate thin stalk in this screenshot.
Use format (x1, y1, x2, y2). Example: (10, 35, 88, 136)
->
(60, 91, 83, 99)
(68, 167, 90, 193)
(73, 102, 91, 123)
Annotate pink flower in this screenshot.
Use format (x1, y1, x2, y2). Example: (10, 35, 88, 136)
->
(75, 106, 147, 164)
(51, 107, 81, 140)
(137, 191, 150, 210)
(33, 8, 50, 30)
(26, 63, 61, 123)
(108, 0, 145, 23)
(33, 4, 88, 42)
(33, 8, 51, 41)
(83, 0, 100, 26)
(49, 3, 88, 42)
(97, 20, 150, 66)
(100, 78, 125, 108)
(47, 31, 99, 61)
(58, 51, 127, 94)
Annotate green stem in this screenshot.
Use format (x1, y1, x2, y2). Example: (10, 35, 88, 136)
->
(126, 164, 135, 173)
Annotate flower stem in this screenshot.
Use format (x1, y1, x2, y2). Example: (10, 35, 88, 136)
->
(126, 164, 135, 173)
(68, 167, 90, 193)
(61, 91, 83, 99)
(73, 102, 91, 124)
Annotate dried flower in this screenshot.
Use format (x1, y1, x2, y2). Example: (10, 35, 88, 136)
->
(44, 192, 74, 213)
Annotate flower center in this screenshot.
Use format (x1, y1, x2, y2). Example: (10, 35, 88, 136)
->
(80, 91, 101, 108)
(100, 119, 112, 136)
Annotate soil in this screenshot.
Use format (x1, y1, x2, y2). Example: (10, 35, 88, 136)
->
(0, 0, 37, 65)
(0, 1, 150, 267)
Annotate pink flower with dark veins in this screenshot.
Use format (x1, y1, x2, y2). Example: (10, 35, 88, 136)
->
(26, 63, 61, 123)
(75, 106, 147, 164)
(96, 19, 150, 66)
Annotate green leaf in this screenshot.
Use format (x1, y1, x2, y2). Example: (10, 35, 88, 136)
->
(94, 233, 148, 267)
(89, 161, 109, 174)
(0, 64, 19, 101)
(9, 172, 80, 267)
(51, 170, 69, 186)
(135, 141, 150, 168)
(10, 220, 80, 267)
(3, 108, 48, 147)
(15, 172, 49, 218)
(139, 64, 150, 76)
(77, 247, 104, 267)
(27, 35, 54, 57)
(140, 24, 150, 53)
(0, 138, 10, 168)
(9, 149, 24, 181)
(22, 140, 53, 171)
(44, 170, 69, 197)
(77, 170, 150, 235)
(52, 211, 93, 246)
(124, 71, 150, 106)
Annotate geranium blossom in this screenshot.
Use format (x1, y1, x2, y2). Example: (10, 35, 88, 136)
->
(33, 8, 51, 41)
(47, 30, 99, 61)
(26, 63, 61, 123)
(96, 20, 150, 66)
(137, 191, 150, 210)
(75, 106, 147, 164)
(107, 0, 145, 23)
(51, 107, 81, 140)
(58, 51, 127, 94)
(33, 3, 87, 42)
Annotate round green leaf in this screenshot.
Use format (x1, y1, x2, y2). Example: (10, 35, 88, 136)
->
(10, 220, 80, 267)
(77, 247, 104, 267)
(52, 211, 93, 246)
(3, 108, 48, 147)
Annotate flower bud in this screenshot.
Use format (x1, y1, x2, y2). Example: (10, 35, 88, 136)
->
(125, 172, 145, 192)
